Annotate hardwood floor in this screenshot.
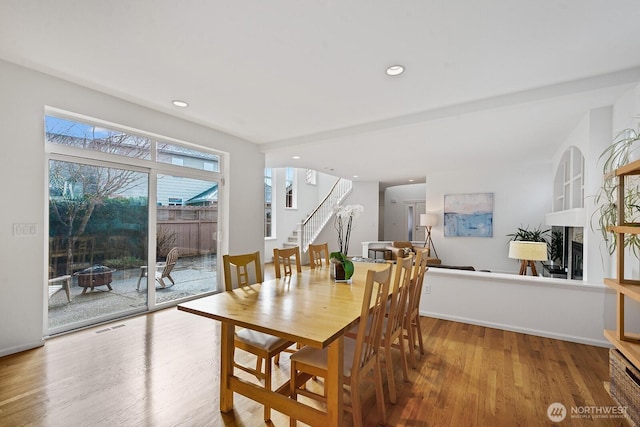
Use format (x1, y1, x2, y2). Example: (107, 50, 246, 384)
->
(0, 307, 628, 426)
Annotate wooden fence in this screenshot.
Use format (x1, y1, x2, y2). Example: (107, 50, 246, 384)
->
(157, 205, 218, 257)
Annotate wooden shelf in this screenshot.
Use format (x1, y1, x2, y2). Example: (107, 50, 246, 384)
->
(609, 225, 640, 234)
(615, 159, 640, 176)
(604, 278, 640, 298)
(604, 160, 640, 375)
(604, 329, 640, 368)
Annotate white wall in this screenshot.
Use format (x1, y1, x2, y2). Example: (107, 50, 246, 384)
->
(383, 183, 426, 241)
(426, 163, 552, 273)
(313, 181, 380, 257)
(419, 84, 640, 347)
(422, 269, 616, 346)
(0, 59, 265, 356)
(265, 168, 336, 259)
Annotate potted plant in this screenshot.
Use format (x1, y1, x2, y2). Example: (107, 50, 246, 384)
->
(330, 204, 364, 282)
(507, 225, 550, 275)
(548, 229, 563, 267)
(592, 126, 640, 257)
(507, 225, 550, 243)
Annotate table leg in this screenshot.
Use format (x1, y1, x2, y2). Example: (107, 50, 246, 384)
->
(220, 322, 235, 413)
(325, 336, 344, 427)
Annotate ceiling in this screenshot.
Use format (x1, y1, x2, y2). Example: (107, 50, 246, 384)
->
(2, 1, 640, 188)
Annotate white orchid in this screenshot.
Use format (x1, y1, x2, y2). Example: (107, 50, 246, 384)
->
(333, 204, 364, 256)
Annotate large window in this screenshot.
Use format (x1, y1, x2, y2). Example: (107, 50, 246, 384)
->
(45, 111, 223, 334)
(46, 115, 152, 159)
(264, 168, 273, 238)
(285, 167, 296, 209)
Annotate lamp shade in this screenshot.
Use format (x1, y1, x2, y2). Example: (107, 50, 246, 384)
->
(508, 241, 548, 261)
(420, 213, 438, 227)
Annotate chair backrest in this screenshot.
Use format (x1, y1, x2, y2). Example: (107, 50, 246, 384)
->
(273, 246, 302, 278)
(408, 249, 429, 319)
(387, 255, 413, 338)
(223, 251, 263, 291)
(162, 247, 179, 277)
(351, 265, 392, 378)
(308, 242, 330, 269)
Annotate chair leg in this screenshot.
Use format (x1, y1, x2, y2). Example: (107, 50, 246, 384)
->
(373, 359, 387, 426)
(384, 345, 397, 404)
(290, 361, 298, 427)
(350, 376, 363, 427)
(136, 267, 146, 291)
(63, 277, 71, 302)
(406, 324, 417, 369)
(414, 317, 425, 355)
(264, 357, 272, 421)
(398, 333, 410, 382)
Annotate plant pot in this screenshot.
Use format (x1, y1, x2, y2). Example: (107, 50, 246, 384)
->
(330, 258, 353, 283)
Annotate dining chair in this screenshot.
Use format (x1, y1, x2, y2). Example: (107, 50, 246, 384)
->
(222, 251, 295, 421)
(405, 249, 429, 368)
(48, 269, 72, 303)
(289, 265, 392, 427)
(137, 246, 179, 290)
(381, 254, 413, 404)
(308, 242, 330, 269)
(273, 246, 302, 278)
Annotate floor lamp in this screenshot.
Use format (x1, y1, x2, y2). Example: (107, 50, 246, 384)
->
(420, 213, 439, 259)
(508, 241, 548, 275)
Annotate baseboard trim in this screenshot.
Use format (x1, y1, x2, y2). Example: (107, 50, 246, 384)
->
(421, 310, 611, 348)
(0, 340, 45, 358)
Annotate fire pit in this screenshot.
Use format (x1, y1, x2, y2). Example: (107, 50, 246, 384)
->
(74, 265, 115, 294)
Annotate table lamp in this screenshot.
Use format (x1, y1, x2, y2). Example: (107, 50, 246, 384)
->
(508, 241, 548, 275)
(420, 213, 439, 259)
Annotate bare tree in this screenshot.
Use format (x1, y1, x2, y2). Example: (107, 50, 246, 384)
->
(48, 121, 149, 273)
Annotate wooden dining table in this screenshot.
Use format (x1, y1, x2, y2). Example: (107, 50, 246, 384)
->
(177, 260, 392, 427)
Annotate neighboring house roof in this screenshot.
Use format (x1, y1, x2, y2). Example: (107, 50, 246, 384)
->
(186, 184, 218, 205)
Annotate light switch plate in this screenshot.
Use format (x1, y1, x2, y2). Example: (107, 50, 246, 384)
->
(13, 223, 38, 236)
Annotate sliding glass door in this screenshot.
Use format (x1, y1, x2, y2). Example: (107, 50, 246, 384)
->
(147, 174, 219, 305)
(45, 111, 223, 335)
(48, 159, 149, 332)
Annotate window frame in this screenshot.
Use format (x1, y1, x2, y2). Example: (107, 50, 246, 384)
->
(44, 107, 227, 334)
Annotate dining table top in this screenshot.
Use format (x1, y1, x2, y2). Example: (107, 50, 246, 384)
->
(177, 260, 393, 349)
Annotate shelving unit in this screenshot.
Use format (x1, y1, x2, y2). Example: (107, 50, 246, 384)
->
(603, 158, 640, 369)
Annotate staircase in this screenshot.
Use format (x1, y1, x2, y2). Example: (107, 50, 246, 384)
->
(286, 178, 352, 253)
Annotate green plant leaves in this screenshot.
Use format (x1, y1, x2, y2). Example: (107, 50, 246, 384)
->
(343, 259, 354, 279)
(592, 127, 640, 255)
(507, 225, 550, 243)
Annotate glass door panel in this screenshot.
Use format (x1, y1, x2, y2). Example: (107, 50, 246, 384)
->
(150, 174, 219, 305)
(47, 160, 149, 333)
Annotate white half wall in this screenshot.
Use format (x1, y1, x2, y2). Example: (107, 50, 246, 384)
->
(421, 269, 617, 347)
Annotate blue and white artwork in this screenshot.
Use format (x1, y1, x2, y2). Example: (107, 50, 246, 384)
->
(444, 193, 493, 237)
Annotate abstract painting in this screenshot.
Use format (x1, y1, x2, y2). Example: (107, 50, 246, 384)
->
(444, 193, 493, 237)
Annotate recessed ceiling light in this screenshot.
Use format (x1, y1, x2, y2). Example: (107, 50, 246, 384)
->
(353, 175, 359, 178)
(292, 156, 301, 159)
(172, 100, 189, 107)
(386, 65, 405, 76)
(408, 179, 415, 182)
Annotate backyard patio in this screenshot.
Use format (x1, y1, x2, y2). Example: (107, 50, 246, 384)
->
(48, 254, 219, 329)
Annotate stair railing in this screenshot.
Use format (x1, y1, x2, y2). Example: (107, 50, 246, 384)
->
(299, 178, 352, 252)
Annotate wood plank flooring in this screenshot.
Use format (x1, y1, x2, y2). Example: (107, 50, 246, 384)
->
(0, 307, 628, 426)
